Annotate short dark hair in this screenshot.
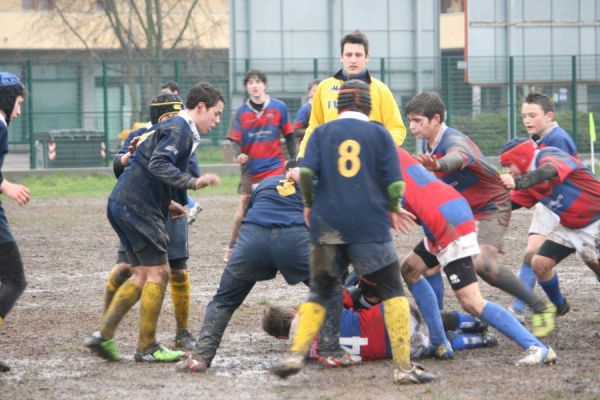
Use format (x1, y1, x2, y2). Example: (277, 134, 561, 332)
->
(405, 92, 446, 123)
(244, 69, 267, 86)
(524, 93, 554, 114)
(185, 82, 224, 110)
(161, 81, 180, 94)
(340, 30, 369, 55)
(337, 79, 371, 115)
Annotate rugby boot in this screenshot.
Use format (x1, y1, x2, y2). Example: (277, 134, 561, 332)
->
(84, 331, 123, 361)
(428, 338, 454, 360)
(555, 299, 570, 317)
(317, 351, 361, 368)
(515, 345, 557, 366)
(270, 352, 305, 379)
(174, 330, 196, 350)
(481, 331, 499, 348)
(531, 303, 556, 338)
(459, 318, 489, 334)
(393, 364, 437, 384)
(134, 343, 184, 362)
(176, 354, 209, 373)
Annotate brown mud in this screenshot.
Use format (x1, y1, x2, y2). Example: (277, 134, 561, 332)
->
(1, 196, 599, 399)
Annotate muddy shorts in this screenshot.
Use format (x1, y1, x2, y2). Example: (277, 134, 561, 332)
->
(237, 173, 255, 195)
(529, 203, 560, 236)
(476, 209, 510, 251)
(226, 223, 310, 285)
(312, 241, 399, 278)
(107, 200, 168, 266)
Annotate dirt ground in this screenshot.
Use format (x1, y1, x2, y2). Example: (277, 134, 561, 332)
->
(1, 195, 599, 400)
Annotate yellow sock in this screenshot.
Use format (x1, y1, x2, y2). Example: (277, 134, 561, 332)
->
(100, 280, 142, 339)
(290, 302, 326, 355)
(0, 316, 4, 329)
(169, 272, 190, 332)
(383, 296, 411, 370)
(138, 281, 167, 352)
(103, 269, 130, 315)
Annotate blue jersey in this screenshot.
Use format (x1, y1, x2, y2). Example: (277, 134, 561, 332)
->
(293, 101, 312, 130)
(538, 125, 577, 156)
(114, 126, 200, 180)
(109, 115, 197, 220)
(301, 113, 402, 244)
(422, 127, 510, 222)
(0, 119, 8, 185)
(243, 175, 305, 228)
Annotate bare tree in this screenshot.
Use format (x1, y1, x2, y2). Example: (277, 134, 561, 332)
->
(43, 0, 226, 119)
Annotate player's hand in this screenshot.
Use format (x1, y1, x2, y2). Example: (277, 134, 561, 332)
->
(236, 153, 249, 164)
(0, 180, 30, 206)
(168, 200, 186, 219)
(195, 173, 221, 189)
(128, 136, 141, 155)
(413, 154, 439, 171)
(286, 167, 300, 182)
(389, 208, 417, 234)
(500, 173, 516, 189)
(303, 208, 312, 228)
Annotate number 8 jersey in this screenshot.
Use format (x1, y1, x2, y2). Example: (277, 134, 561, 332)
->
(300, 111, 403, 244)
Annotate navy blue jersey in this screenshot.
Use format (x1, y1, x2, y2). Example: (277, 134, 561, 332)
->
(301, 114, 402, 244)
(538, 125, 577, 156)
(243, 175, 305, 228)
(114, 126, 201, 180)
(0, 119, 8, 185)
(109, 115, 197, 219)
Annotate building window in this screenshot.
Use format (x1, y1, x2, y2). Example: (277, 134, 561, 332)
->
(441, 0, 463, 14)
(22, 0, 55, 10)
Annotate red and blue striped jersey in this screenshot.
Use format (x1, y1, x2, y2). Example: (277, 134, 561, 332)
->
(398, 148, 476, 253)
(228, 97, 294, 183)
(422, 127, 510, 222)
(512, 125, 577, 205)
(513, 147, 600, 229)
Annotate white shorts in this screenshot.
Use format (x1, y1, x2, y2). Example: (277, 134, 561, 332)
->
(529, 203, 560, 236)
(425, 232, 480, 267)
(547, 219, 600, 265)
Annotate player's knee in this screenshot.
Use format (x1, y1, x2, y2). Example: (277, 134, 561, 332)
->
(531, 255, 554, 275)
(400, 255, 423, 286)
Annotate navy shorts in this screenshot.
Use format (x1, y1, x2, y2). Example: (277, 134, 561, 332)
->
(323, 241, 399, 278)
(225, 223, 310, 285)
(107, 200, 168, 266)
(0, 202, 15, 245)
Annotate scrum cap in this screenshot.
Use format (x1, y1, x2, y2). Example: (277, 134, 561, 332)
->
(150, 93, 183, 125)
(337, 79, 371, 115)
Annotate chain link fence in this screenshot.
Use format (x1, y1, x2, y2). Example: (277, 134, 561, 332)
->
(2, 54, 599, 167)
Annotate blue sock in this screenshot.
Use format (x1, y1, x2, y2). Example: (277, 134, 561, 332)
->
(187, 195, 195, 208)
(425, 272, 444, 310)
(480, 302, 542, 349)
(451, 310, 479, 331)
(539, 273, 565, 308)
(411, 278, 446, 346)
(446, 332, 483, 351)
(511, 263, 536, 314)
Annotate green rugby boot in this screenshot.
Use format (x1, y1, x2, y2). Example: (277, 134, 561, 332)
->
(134, 343, 184, 362)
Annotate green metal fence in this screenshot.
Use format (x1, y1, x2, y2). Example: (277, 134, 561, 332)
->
(2, 54, 600, 168)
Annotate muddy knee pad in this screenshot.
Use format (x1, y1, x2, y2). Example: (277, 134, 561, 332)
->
(363, 260, 405, 301)
(0, 241, 27, 318)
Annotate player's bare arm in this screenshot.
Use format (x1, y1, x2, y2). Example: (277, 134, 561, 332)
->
(0, 179, 30, 206)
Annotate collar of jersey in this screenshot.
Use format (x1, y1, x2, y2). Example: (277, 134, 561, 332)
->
(338, 111, 369, 121)
(178, 109, 201, 144)
(425, 122, 448, 155)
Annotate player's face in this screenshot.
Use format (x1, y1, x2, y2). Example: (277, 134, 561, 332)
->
(195, 100, 224, 134)
(407, 113, 439, 141)
(245, 77, 267, 103)
(340, 43, 369, 76)
(521, 102, 553, 136)
(505, 163, 522, 176)
(11, 95, 24, 120)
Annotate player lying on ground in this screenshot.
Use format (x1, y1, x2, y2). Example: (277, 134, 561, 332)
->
(263, 279, 498, 362)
